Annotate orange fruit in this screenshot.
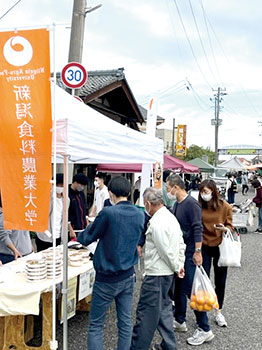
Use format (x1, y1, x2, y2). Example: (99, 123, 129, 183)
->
(197, 296, 205, 305)
(190, 301, 197, 310)
(214, 302, 219, 310)
(191, 294, 196, 302)
(206, 296, 216, 306)
(196, 304, 204, 311)
(203, 304, 212, 311)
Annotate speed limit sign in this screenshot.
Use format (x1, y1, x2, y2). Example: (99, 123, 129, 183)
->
(61, 62, 87, 89)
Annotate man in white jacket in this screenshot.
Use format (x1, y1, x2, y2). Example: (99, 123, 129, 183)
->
(130, 188, 185, 350)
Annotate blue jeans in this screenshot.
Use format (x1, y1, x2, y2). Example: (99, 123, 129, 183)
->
(258, 207, 262, 229)
(173, 249, 210, 332)
(202, 245, 228, 309)
(87, 275, 135, 350)
(131, 275, 177, 350)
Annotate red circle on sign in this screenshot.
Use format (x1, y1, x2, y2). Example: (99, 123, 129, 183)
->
(61, 62, 87, 89)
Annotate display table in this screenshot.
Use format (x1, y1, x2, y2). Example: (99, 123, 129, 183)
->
(0, 252, 94, 350)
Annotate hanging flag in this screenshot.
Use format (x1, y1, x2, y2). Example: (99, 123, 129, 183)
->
(0, 28, 52, 231)
(176, 125, 187, 157)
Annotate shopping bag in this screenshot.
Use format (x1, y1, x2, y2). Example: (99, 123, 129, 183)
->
(218, 229, 241, 267)
(190, 265, 218, 312)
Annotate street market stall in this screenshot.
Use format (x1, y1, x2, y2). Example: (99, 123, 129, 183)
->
(218, 156, 245, 171)
(53, 84, 164, 349)
(187, 157, 215, 174)
(0, 84, 164, 350)
(96, 154, 199, 173)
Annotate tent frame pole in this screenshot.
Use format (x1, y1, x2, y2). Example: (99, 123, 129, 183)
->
(62, 155, 69, 350)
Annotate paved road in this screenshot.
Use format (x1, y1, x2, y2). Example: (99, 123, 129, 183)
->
(55, 187, 262, 350)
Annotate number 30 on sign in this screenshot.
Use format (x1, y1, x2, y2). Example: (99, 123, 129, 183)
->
(61, 62, 87, 89)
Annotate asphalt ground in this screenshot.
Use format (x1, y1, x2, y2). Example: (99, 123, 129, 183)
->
(54, 186, 262, 350)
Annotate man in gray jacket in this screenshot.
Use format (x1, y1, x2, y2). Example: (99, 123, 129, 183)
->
(0, 196, 32, 264)
(130, 188, 185, 350)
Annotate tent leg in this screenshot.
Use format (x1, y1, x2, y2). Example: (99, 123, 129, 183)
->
(62, 155, 69, 350)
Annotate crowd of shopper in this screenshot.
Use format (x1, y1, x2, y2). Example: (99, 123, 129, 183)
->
(1, 169, 261, 350)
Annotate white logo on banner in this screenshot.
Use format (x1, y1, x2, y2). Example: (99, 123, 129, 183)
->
(3, 36, 33, 66)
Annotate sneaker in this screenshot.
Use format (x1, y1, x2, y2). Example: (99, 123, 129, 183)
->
(173, 319, 188, 332)
(254, 228, 262, 233)
(215, 313, 227, 327)
(151, 344, 163, 350)
(187, 328, 214, 346)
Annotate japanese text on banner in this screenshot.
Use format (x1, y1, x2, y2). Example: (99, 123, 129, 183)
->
(0, 29, 52, 231)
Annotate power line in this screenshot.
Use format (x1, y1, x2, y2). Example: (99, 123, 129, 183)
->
(172, 0, 213, 89)
(199, 0, 225, 87)
(0, 0, 22, 21)
(165, 0, 188, 78)
(201, 3, 261, 117)
(188, 0, 219, 86)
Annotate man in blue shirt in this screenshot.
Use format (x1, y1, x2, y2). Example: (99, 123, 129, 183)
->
(78, 176, 144, 350)
(166, 175, 214, 346)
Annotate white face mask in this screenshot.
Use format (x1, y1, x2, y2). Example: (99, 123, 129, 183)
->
(56, 186, 64, 194)
(76, 184, 84, 192)
(201, 192, 212, 202)
(94, 180, 100, 188)
(144, 202, 151, 217)
(167, 190, 177, 201)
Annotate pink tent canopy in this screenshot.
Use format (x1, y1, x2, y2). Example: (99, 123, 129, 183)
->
(97, 154, 199, 173)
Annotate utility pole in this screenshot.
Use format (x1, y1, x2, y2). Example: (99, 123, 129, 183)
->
(68, 0, 86, 64)
(211, 87, 226, 167)
(67, 0, 102, 95)
(214, 87, 220, 167)
(172, 118, 176, 156)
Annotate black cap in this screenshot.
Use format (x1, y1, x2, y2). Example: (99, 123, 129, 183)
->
(73, 173, 88, 185)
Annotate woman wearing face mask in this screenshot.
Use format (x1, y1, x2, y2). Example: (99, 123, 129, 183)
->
(198, 179, 233, 328)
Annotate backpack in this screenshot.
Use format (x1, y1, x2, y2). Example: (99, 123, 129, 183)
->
(230, 179, 238, 193)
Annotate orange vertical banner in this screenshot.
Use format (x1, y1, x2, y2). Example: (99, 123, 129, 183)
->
(0, 28, 52, 231)
(176, 125, 187, 157)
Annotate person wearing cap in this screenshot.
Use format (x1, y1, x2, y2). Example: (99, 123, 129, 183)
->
(89, 172, 109, 218)
(35, 173, 68, 251)
(68, 173, 88, 239)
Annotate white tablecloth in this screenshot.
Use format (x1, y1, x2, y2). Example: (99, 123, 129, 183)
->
(0, 253, 93, 317)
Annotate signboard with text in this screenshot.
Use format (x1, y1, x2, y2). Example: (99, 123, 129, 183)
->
(176, 125, 187, 157)
(218, 149, 262, 155)
(0, 29, 52, 231)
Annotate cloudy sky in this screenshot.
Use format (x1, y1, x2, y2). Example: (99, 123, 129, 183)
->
(1, 0, 261, 151)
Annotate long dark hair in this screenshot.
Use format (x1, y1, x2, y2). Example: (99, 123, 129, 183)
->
(198, 179, 223, 210)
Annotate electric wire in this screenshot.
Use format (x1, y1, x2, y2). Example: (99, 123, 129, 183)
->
(201, 2, 261, 117)
(0, 0, 22, 21)
(172, 0, 213, 90)
(188, 0, 219, 86)
(165, 0, 188, 78)
(199, 0, 225, 87)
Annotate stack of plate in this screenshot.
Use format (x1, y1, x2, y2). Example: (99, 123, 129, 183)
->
(80, 251, 90, 264)
(45, 255, 63, 279)
(68, 252, 83, 267)
(26, 260, 47, 283)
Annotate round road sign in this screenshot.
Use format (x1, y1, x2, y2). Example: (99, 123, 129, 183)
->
(61, 62, 87, 89)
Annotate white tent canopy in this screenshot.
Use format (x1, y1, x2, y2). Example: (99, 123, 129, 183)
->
(218, 156, 245, 171)
(54, 85, 163, 164)
(51, 84, 163, 347)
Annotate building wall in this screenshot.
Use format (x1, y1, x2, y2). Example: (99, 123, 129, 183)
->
(156, 129, 174, 155)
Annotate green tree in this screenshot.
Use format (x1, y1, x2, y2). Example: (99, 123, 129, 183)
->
(182, 144, 215, 165)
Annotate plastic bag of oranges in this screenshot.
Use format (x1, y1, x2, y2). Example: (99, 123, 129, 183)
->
(190, 266, 219, 312)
